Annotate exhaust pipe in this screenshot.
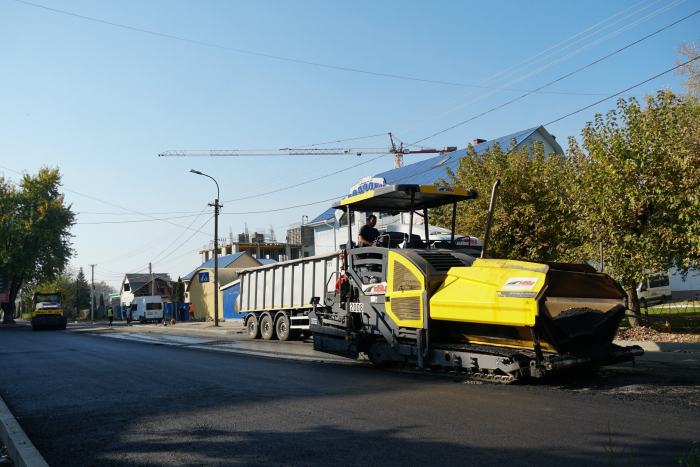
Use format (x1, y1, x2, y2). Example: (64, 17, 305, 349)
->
(481, 179, 501, 259)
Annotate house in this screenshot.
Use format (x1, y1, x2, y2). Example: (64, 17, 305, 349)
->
(186, 268, 242, 321)
(119, 273, 173, 308)
(182, 251, 276, 320)
(181, 251, 264, 302)
(307, 125, 563, 255)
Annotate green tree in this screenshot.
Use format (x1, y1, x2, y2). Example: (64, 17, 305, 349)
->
(567, 90, 700, 325)
(99, 293, 105, 307)
(175, 277, 185, 303)
(431, 139, 580, 262)
(75, 267, 90, 311)
(21, 269, 78, 314)
(0, 168, 75, 323)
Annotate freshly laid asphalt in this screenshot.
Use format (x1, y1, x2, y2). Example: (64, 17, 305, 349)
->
(0, 321, 698, 466)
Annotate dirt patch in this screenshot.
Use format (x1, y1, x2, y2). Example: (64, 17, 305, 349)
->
(616, 326, 700, 343)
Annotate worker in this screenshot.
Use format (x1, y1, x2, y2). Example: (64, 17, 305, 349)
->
(358, 214, 379, 246)
(107, 307, 113, 327)
(335, 274, 350, 305)
(189, 303, 195, 322)
(178, 305, 185, 322)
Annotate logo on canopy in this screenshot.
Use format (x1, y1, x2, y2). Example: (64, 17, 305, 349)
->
(349, 176, 386, 198)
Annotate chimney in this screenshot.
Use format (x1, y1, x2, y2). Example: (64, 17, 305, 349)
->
(473, 138, 487, 145)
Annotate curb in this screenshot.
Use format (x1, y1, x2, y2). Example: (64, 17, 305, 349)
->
(614, 340, 700, 352)
(0, 395, 49, 467)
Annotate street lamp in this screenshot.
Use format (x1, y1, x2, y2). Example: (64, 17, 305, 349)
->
(190, 169, 222, 327)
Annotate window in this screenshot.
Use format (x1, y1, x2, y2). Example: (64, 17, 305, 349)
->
(339, 211, 355, 227)
(123, 283, 130, 292)
(146, 302, 162, 310)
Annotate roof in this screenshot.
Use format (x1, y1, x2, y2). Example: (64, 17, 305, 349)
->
(185, 268, 242, 292)
(182, 251, 260, 280)
(257, 258, 277, 265)
(309, 206, 336, 225)
(374, 126, 549, 186)
(123, 273, 171, 294)
(310, 125, 564, 222)
(333, 185, 476, 212)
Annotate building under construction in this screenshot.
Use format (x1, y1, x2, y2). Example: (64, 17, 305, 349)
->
(200, 224, 304, 262)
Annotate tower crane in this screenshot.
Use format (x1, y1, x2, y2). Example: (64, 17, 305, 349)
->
(158, 133, 457, 168)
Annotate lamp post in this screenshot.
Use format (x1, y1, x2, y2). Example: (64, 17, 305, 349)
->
(190, 169, 222, 327)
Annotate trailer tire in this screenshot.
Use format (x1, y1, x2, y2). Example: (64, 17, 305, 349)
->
(275, 314, 291, 341)
(246, 316, 260, 339)
(32, 324, 37, 332)
(60, 323, 67, 330)
(260, 315, 276, 340)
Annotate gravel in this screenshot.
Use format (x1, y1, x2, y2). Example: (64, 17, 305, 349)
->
(616, 326, 700, 343)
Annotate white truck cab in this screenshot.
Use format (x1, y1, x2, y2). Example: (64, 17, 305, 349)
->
(130, 296, 164, 324)
(636, 273, 672, 306)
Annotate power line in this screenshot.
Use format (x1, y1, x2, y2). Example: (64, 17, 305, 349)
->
(544, 55, 700, 125)
(408, 7, 700, 146)
(12, 0, 669, 98)
(382, 0, 674, 135)
(0, 164, 213, 234)
(76, 213, 206, 225)
(221, 153, 391, 203)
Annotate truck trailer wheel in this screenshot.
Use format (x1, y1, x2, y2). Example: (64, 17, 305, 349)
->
(275, 314, 291, 341)
(246, 316, 260, 339)
(260, 315, 276, 340)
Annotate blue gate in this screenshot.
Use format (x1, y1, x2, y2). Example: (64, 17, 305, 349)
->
(222, 283, 245, 319)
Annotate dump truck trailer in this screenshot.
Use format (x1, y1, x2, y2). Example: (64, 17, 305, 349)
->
(239, 252, 342, 340)
(31, 291, 67, 331)
(240, 184, 643, 381)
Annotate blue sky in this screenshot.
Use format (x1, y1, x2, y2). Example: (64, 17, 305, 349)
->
(1, 0, 697, 289)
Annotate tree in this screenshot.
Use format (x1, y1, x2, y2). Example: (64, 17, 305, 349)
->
(431, 139, 580, 262)
(675, 41, 700, 96)
(175, 277, 185, 303)
(567, 90, 700, 326)
(75, 267, 90, 311)
(99, 294, 105, 307)
(0, 168, 75, 323)
(20, 268, 78, 314)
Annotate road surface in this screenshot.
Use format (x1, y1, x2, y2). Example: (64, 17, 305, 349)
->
(0, 324, 698, 466)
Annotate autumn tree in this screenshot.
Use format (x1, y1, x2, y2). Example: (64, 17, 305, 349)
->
(431, 139, 581, 262)
(675, 41, 700, 96)
(567, 90, 700, 325)
(0, 168, 75, 324)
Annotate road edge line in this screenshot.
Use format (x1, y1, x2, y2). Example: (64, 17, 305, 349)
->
(0, 395, 49, 467)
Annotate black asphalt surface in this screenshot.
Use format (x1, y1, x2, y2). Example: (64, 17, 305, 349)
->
(0, 325, 698, 467)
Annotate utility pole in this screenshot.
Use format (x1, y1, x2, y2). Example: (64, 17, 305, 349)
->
(189, 169, 222, 327)
(149, 263, 153, 297)
(89, 264, 95, 321)
(212, 198, 220, 326)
